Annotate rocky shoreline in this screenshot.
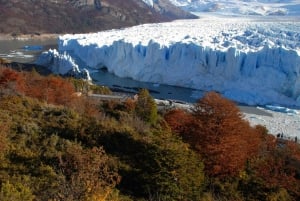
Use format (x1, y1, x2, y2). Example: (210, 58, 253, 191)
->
(0, 33, 58, 41)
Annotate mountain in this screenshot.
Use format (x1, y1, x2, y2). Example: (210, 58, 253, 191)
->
(0, 0, 196, 35)
(168, 0, 300, 16)
(142, 0, 197, 19)
(38, 17, 300, 106)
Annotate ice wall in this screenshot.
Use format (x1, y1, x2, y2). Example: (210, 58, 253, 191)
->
(36, 49, 91, 80)
(58, 18, 300, 106)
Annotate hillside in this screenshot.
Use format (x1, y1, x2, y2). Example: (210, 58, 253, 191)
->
(0, 66, 300, 201)
(0, 0, 196, 35)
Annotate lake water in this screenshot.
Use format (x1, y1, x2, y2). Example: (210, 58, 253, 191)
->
(91, 70, 203, 102)
(0, 38, 57, 63)
(0, 39, 203, 102)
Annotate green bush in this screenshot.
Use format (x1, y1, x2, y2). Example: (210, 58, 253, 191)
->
(0, 181, 34, 201)
(135, 89, 158, 125)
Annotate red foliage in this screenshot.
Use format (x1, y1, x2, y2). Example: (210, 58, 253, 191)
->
(0, 67, 79, 107)
(124, 98, 136, 112)
(24, 73, 76, 106)
(165, 92, 263, 178)
(251, 139, 300, 197)
(164, 109, 193, 135)
(0, 67, 25, 93)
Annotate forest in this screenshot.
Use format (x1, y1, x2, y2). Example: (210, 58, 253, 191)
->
(0, 65, 300, 201)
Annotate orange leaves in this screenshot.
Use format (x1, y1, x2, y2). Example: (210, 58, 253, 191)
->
(0, 68, 19, 84)
(0, 66, 77, 106)
(189, 92, 257, 177)
(0, 67, 25, 94)
(165, 92, 263, 178)
(164, 109, 193, 135)
(22, 71, 76, 106)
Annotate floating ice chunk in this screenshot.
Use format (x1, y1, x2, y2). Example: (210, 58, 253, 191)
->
(265, 105, 299, 115)
(23, 45, 43, 51)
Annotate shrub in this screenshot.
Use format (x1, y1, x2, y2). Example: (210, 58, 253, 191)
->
(0, 181, 34, 201)
(135, 89, 158, 125)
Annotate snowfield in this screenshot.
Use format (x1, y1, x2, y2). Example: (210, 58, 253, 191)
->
(168, 0, 300, 16)
(56, 17, 300, 106)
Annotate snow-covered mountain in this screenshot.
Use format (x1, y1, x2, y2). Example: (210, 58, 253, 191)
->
(139, 0, 197, 19)
(40, 17, 300, 106)
(141, 0, 155, 7)
(168, 0, 300, 16)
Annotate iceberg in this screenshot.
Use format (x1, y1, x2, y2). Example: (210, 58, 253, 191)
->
(47, 18, 300, 106)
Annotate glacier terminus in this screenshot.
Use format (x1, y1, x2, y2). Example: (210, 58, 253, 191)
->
(37, 17, 300, 107)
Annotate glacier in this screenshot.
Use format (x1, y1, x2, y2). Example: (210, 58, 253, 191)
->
(42, 17, 300, 106)
(59, 18, 300, 106)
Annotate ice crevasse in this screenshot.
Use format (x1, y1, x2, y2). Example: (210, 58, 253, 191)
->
(55, 18, 300, 106)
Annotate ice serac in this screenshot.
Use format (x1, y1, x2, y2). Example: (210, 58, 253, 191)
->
(58, 18, 300, 106)
(36, 49, 91, 80)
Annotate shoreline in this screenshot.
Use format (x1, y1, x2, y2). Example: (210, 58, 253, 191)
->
(0, 33, 59, 41)
(238, 105, 273, 117)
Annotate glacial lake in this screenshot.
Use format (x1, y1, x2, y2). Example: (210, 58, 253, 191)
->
(0, 38, 203, 103)
(0, 38, 57, 63)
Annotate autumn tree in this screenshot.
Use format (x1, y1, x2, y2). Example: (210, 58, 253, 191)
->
(179, 92, 261, 177)
(57, 144, 120, 200)
(164, 108, 193, 135)
(0, 67, 25, 95)
(244, 139, 300, 200)
(24, 73, 76, 106)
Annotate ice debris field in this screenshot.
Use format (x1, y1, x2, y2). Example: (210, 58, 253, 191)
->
(53, 17, 300, 107)
(243, 105, 300, 139)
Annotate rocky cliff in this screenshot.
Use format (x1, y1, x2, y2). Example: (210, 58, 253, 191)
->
(0, 0, 196, 35)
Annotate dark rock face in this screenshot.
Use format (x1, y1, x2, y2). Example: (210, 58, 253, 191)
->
(0, 0, 195, 35)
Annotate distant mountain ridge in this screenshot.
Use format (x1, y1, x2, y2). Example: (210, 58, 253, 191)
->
(0, 0, 196, 35)
(168, 0, 300, 16)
